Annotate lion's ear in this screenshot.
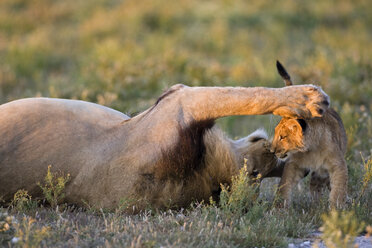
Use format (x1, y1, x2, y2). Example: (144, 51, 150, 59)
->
(287, 119, 301, 134)
(247, 129, 268, 143)
(263, 140, 271, 150)
(296, 119, 307, 133)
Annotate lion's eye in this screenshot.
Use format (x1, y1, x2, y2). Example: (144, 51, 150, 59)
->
(279, 135, 286, 141)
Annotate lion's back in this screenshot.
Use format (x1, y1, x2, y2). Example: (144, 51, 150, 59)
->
(323, 108, 347, 154)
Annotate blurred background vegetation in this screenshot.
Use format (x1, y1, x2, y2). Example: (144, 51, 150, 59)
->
(0, 0, 371, 149)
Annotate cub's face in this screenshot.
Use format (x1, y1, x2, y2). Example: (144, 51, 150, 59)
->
(244, 139, 278, 179)
(271, 118, 307, 159)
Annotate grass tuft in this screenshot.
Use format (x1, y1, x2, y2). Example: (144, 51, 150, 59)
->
(10, 190, 37, 212)
(37, 165, 70, 209)
(320, 210, 364, 248)
(219, 164, 260, 215)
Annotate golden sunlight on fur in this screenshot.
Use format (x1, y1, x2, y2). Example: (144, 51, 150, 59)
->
(271, 62, 347, 208)
(271, 110, 348, 208)
(0, 83, 329, 211)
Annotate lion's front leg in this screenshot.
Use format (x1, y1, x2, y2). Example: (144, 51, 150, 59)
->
(277, 162, 305, 207)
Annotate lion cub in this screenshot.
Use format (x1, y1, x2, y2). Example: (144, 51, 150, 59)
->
(271, 61, 348, 208)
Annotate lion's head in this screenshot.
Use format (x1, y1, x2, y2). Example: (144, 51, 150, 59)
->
(242, 129, 280, 179)
(271, 117, 308, 159)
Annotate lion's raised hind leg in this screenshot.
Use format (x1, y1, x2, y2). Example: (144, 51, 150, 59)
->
(177, 85, 329, 122)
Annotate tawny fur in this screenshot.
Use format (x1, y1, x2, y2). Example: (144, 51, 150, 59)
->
(271, 108, 348, 208)
(272, 61, 347, 208)
(136, 126, 279, 209)
(0, 84, 329, 211)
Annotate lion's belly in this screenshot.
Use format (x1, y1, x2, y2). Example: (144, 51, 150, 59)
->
(294, 152, 331, 178)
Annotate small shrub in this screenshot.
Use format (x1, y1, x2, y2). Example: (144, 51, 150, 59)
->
(219, 163, 260, 215)
(320, 210, 365, 248)
(10, 190, 37, 212)
(37, 165, 70, 208)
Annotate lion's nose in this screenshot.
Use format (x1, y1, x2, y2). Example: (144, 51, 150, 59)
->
(251, 170, 259, 177)
(278, 153, 288, 159)
(317, 98, 329, 116)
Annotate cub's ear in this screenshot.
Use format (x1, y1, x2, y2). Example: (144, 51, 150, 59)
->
(287, 119, 301, 133)
(276, 60, 293, 86)
(296, 119, 307, 133)
(248, 129, 268, 143)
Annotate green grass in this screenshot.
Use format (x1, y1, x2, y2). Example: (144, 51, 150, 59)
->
(0, 0, 371, 247)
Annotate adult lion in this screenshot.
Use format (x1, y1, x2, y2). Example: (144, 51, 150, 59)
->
(0, 84, 329, 211)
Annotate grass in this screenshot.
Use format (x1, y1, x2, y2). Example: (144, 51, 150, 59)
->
(1, 163, 370, 247)
(320, 210, 365, 248)
(0, 0, 371, 247)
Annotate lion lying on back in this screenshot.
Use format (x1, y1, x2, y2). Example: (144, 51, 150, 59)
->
(271, 62, 348, 208)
